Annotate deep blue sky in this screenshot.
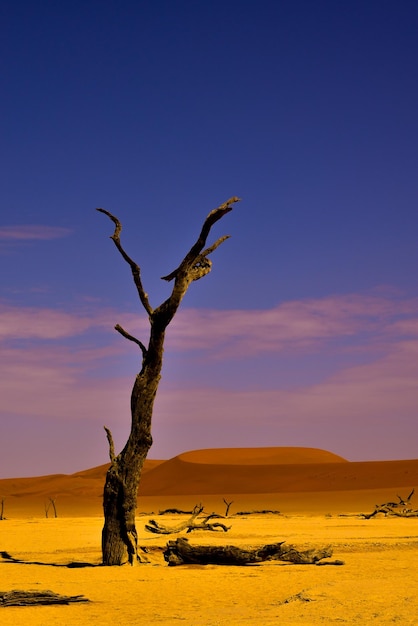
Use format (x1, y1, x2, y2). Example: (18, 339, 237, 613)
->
(1, 1, 418, 477)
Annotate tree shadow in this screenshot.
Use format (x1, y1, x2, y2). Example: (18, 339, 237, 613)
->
(0, 551, 99, 568)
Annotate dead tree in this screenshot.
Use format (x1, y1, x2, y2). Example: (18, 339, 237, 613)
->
(97, 197, 240, 565)
(223, 498, 234, 516)
(361, 489, 417, 519)
(0, 499, 5, 521)
(163, 537, 342, 566)
(44, 498, 58, 519)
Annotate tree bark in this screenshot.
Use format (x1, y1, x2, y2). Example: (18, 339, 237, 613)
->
(97, 198, 240, 565)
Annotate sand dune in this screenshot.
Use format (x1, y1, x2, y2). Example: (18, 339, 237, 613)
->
(139, 455, 418, 496)
(175, 446, 348, 464)
(1, 447, 417, 518)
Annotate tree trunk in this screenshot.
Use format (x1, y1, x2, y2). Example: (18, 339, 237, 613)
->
(102, 338, 162, 565)
(97, 198, 239, 565)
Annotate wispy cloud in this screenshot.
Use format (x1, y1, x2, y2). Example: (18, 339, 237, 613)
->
(0, 225, 72, 240)
(0, 303, 142, 341)
(2, 290, 418, 349)
(1, 290, 418, 464)
(0, 344, 131, 421)
(0, 304, 102, 340)
(167, 291, 418, 356)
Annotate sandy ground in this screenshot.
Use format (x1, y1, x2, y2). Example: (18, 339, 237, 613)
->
(1, 511, 417, 625)
(1, 448, 417, 624)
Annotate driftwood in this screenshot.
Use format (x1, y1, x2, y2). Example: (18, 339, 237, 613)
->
(145, 505, 203, 534)
(145, 506, 231, 534)
(163, 537, 343, 566)
(185, 516, 231, 533)
(0, 590, 89, 606)
(361, 489, 417, 519)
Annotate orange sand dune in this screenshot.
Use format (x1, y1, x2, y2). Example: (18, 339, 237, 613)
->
(175, 446, 348, 465)
(139, 450, 418, 496)
(1, 447, 417, 517)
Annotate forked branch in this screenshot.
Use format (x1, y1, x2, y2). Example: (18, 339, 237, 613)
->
(161, 197, 240, 281)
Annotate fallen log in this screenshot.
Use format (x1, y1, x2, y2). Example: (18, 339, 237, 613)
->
(163, 537, 340, 566)
(0, 590, 89, 606)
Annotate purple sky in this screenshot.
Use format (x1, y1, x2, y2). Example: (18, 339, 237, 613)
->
(1, 1, 418, 477)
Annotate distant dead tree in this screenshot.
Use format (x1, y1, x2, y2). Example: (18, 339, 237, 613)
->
(223, 498, 234, 516)
(45, 498, 58, 518)
(97, 197, 239, 565)
(0, 498, 6, 520)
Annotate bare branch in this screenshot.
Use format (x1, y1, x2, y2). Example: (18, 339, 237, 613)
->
(115, 324, 147, 358)
(161, 197, 240, 281)
(201, 234, 231, 258)
(96, 208, 153, 316)
(104, 426, 116, 463)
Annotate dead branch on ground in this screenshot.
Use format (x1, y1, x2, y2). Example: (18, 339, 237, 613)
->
(0, 590, 89, 606)
(145, 505, 231, 534)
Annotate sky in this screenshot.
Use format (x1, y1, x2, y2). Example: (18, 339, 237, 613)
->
(1, 0, 418, 477)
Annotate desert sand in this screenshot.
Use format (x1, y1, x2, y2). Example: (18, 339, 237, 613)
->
(1, 447, 418, 624)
